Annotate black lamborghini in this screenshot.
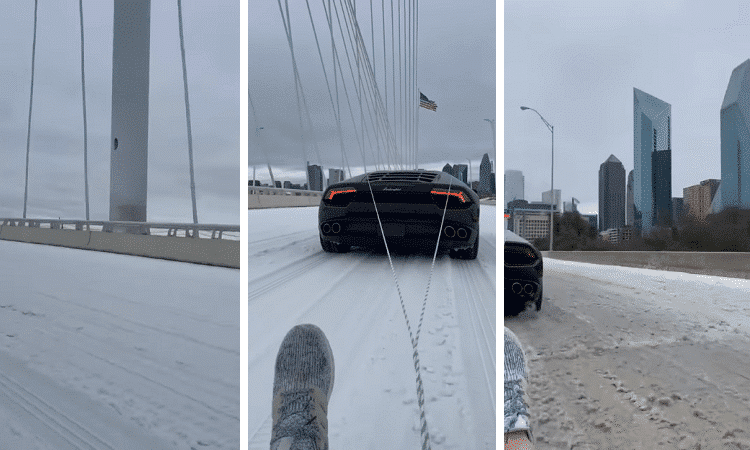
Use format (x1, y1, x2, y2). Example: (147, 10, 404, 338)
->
(504, 229, 543, 315)
(318, 170, 480, 259)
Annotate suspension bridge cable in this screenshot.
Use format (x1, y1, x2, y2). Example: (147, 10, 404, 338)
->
(304, 0, 352, 181)
(23, 0, 38, 219)
(79, 0, 90, 221)
(321, 0, 369, 170)
(414, 0, 419, 169)
(332, 0, 386, 167)
(277, 0, 314, 186)
(177, 0, 198, 225)
(341, 0, 399, 169)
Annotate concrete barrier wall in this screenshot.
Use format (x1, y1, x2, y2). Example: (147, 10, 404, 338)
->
(248, 194, 321, 209)
(248, 187, 322, 209)
(544, 251, 750, 280)
(0, 226, 239, 269)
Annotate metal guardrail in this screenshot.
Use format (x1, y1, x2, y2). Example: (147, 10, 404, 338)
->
(0, 219, 240, 241)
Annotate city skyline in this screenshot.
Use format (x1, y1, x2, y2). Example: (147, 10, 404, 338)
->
(505, 1, 750, 216)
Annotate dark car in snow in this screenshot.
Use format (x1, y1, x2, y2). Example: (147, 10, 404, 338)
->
(318, 170, 480, 259)
(504, 229, 543, 314)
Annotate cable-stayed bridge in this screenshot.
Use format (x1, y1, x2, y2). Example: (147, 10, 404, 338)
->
(0, 2, 239, 449)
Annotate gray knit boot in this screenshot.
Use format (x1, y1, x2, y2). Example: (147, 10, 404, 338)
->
(271, 324, 335, 450)
(504, 327, 533, 441)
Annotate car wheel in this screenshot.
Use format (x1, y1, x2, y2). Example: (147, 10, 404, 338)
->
(535, 286, 543, 311)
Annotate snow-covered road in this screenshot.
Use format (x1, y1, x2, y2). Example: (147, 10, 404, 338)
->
(0, 241, 240, 449)
(249, 206, 496, 449)
(506, 258, 750, 449)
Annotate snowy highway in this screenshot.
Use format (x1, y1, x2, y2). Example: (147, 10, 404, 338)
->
(249, 206, 496, 449)
(0, 241, 240, 449)
(506, 258, 750, 449)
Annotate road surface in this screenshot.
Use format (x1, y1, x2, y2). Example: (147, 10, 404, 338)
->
(506, 258, 750, 449)
(0, 240, 240, 449)
(249, 206, 496, 449)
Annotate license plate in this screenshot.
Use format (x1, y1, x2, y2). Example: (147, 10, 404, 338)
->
(382, 223, 405, 237)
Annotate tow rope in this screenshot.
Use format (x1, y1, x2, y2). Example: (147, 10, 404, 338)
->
(365, 174, 455, 450)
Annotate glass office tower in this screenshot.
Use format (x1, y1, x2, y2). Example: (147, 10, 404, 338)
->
(721, 59, 750, 211)
(634, 88, 671, 236)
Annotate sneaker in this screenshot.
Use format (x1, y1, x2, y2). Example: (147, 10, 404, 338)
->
(504, 327, 533, 442)
(271, 324, 335, 450)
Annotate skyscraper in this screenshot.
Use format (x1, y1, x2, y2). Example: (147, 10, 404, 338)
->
(627, 170, 634, 226)
(542, 189, 562, 212)
(479, 153, 492, 197)
(453, 164, 469, 184)
(306, 162, 324, 191)
(652, 149, 672, 227)
(504, 170, 524, 209)
(328, 168, 345, 187)
(721, 59, 750, 210)
(598, 155, 626, 232)
(634, 88, 671, 235)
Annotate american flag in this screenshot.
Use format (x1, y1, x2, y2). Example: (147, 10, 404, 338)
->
(419, 92, 437, 111)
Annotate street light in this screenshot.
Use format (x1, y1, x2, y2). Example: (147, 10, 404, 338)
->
(520, 106, 555, 251)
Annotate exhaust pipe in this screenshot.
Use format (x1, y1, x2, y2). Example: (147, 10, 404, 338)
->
(331, 223, 341, 234)
(524, 284, 534, 295)
(322, 223, 331, 234)
(512, 282, 522, 295)
(444, 226, 455, 238)
(457, 228, 467, 239)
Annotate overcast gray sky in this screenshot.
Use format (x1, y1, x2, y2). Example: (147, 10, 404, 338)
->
(0, 1, 239, 224)
(505, 0, 750, 215)
(249, 0, 495, 185)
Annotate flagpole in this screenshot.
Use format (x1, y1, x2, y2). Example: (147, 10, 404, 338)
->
(416, 87, 419, 169)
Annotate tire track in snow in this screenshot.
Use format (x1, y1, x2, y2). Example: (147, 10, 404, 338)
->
(450, 256, 496, 449)
(0, 370, 113, 450)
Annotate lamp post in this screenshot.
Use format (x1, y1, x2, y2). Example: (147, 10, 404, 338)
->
(520, 106, 554, 251)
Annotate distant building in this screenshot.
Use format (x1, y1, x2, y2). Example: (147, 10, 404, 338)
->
(541, 189, 562, 212)
(627, 170, 634, 226)
(453, 164, 468, 185)
(581, 214, 598, 231)
(479, 153, 492, 197)
(634, 88, 671, 235)
(598, 154, 626, 232)
(306, 162, 324, 191)
(506, 199, 530, 233)
(721, 59, 750, 211)
(442, 163, 454, 176)
(683, 179, 720, 222)
(283, 180, 292, 189)
(513, 208, 553, 242)
(328, 168, 345, 186)
(504, 170, 524, 209)
(599, 226, 633, 245)
(652, 149, 672, 227)
(274, 180, 282, 188)
(672, 197, 684, 226)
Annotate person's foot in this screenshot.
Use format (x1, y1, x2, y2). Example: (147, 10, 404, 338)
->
(271, 324, 335, 450)
(504, 327, 533, 443)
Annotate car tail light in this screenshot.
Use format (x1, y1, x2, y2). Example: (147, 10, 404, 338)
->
(504, 244, 538, 266)
(324, 188, 357, 206)
(431, 189, 470, 207)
